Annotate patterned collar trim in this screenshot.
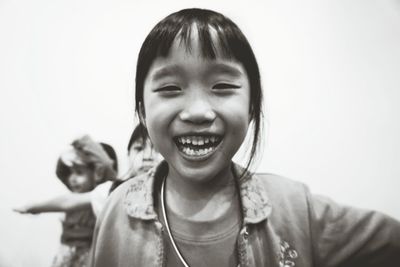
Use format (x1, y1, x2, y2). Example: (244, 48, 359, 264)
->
(123, 161, 271, 224)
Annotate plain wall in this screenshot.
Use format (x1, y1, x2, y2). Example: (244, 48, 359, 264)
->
(1, 0, 399, 266)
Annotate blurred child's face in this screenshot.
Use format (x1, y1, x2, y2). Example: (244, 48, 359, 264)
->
(128, 138, 162, 175)
(142, 28, 251, 184)
(68, 165, 94, 193)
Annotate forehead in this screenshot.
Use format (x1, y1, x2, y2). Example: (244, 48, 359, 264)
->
(159, 24, 239, 62)
(173, 25, 230, 60)
(148, 31, 246, 80)
(130, 138, 152, 150)
(70, 164, 91, 173)
(131, 139, 144, 147)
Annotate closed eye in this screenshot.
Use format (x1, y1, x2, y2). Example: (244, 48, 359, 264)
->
(153, 85, 181, 93)
(212, 83, 241, 90)
(132, 145, 144, 151)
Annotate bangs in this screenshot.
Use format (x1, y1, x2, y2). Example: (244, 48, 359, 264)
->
(70, 162, 93, 171)
(156, 22, 235, 60)
(144, 10, 249, 62)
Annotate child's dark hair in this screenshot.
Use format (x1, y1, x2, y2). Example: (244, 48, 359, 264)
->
(56, 142, 118, 189)
(127, 124, 149, 153)
(135, 8, 263, 176)
(99, 143, 118, 172)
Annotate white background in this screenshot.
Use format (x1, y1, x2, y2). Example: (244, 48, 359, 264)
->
(1, 0, 399, 266)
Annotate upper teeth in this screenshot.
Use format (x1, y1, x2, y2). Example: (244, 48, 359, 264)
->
(177, 136, 219, 146)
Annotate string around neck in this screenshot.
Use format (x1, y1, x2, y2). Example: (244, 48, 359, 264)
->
(161, 175, 190, 267)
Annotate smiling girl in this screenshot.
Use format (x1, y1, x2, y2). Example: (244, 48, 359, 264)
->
(89, 8, 400, 267)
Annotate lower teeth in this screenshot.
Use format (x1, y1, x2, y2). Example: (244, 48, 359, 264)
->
(182, 147, 213, 156)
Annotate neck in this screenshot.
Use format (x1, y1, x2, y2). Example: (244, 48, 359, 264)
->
(164, 164, 237, 221)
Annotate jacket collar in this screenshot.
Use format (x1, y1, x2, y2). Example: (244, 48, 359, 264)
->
(123, 161, 271, 224)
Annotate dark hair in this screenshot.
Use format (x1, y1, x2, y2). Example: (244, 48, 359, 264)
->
(127, 124, 149, 153)
(56, 142, 118, 189)
(135, 8, 263, 176)
(100, 142, 118, 173)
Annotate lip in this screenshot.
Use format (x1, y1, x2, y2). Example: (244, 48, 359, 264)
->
(178, 141, 222, 162)
(173, 130, 223, 137)
(70, 186, 81, 192)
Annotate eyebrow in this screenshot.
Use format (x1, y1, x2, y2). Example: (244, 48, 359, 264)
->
(71, 164, 88, 171)
(150, 62, 244, 81)
(151, 65, 182, 81)
(207, 63, 244, 78)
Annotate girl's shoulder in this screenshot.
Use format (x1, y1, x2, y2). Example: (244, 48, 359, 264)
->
(233, 163, 308, 199)
(104, 169, 158, 220)
(248, 172, 312, 215)
(250, 172, 311, 200)
(254, 172, 305, 186)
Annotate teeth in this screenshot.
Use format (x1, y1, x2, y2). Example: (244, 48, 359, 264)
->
(181, 146, 214, 157)
(176, 135, 221, 157)
(177, 136, 219, 146)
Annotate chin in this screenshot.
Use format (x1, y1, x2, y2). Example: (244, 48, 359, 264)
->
(173, 158, 232, 184)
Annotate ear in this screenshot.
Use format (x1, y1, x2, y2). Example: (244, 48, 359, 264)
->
(138, 101, 146, 128)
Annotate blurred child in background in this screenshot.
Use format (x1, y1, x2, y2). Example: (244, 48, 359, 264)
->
(109, 123, 162, 191)
(14, 135, 117, 267)
(89, 123, 162, 215)
(14, 124, 161, 220)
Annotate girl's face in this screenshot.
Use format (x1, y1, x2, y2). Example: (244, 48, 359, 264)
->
(68, 165, 94, 193)
(128, 138, 162, 175)
(142, 30, 251, 184)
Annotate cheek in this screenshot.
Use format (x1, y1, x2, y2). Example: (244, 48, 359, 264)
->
(223, 112, 250, 158)
(143, 97, 179, 153)
(146, 115, 174, 158)
(219, 88, 251, 121)
(76, 176, 91, 186)
(130, 153, 142, 166)
(221, 91, 251, 151)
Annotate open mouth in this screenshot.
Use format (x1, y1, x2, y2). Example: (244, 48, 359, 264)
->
(174, 135, 222, 158)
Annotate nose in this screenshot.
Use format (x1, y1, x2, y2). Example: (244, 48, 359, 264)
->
(179, 92, 216, 124)
(142, 146, 154, 161)
(68, 174, 78, 186)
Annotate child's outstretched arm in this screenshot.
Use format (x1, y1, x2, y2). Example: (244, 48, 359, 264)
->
(309, 194, 400, 266)
(13, 193, 92, 214)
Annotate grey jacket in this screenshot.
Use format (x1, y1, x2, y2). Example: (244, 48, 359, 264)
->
(89, 161, 400, 266)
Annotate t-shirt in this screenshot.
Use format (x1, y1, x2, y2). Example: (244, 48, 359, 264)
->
(61, 208, 96, 247)
(158, 190, 241, 267)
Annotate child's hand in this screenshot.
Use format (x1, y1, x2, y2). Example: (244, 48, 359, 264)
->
(71, 135, 113, 166)
(71, 135, 117, 183)
(13, 206, 38, 214)
(60, 148, 85, 167)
